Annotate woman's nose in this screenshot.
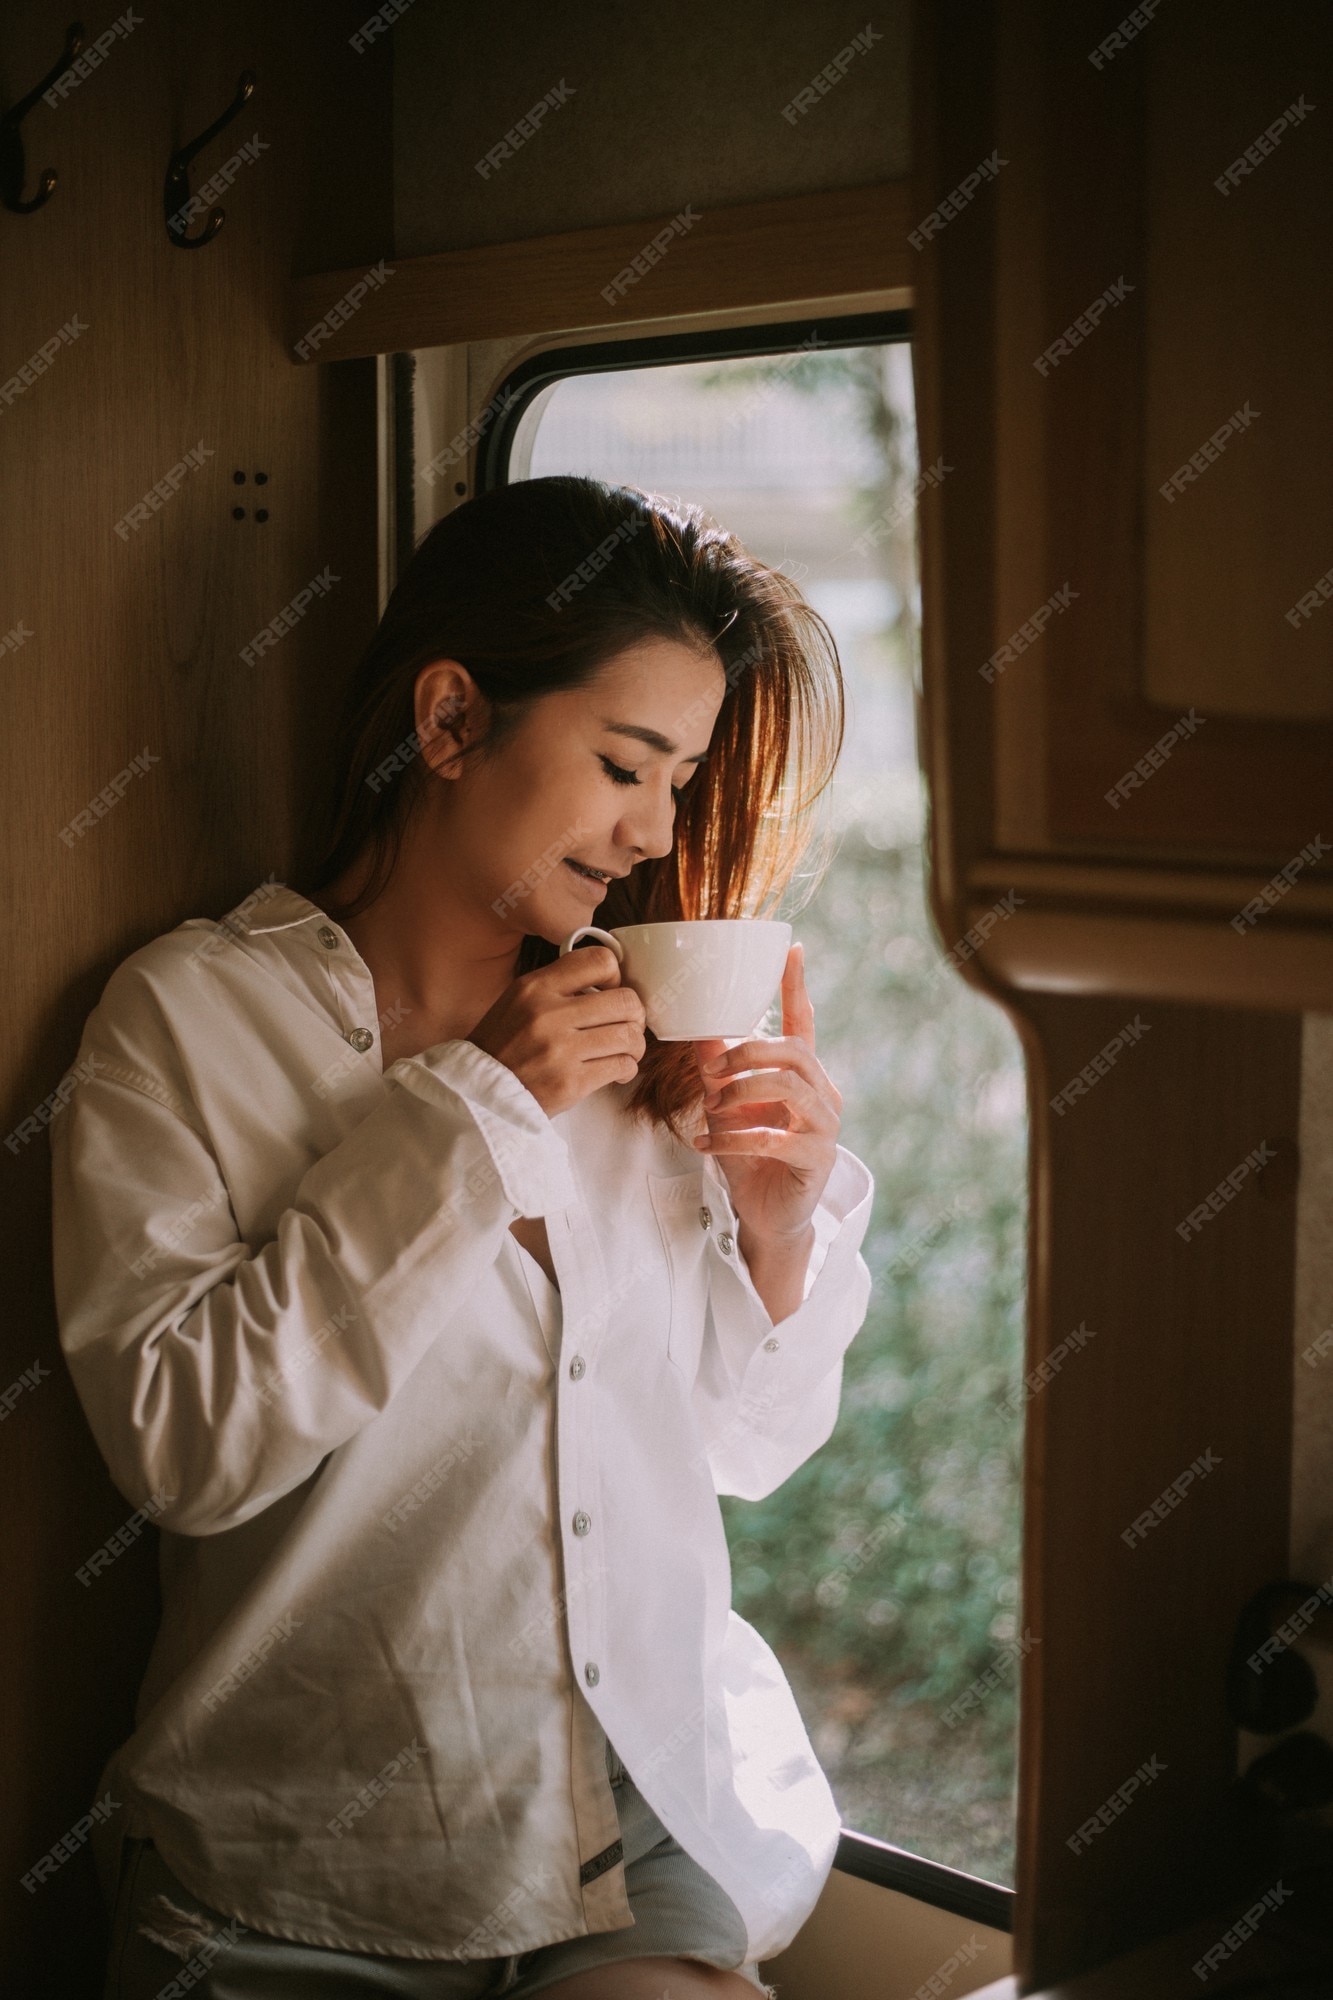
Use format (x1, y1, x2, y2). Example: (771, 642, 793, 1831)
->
(620, 786, 676, 862)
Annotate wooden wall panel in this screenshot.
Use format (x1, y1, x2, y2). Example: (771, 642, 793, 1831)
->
(0, 4, 388, 1989)
(913, 0, 1309, 1985)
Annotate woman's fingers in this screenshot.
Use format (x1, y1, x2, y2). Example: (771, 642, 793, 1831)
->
(781, 940, 818, 1051)
(703, 1037, 840, 1116)
(703, 1067, 838, 1134)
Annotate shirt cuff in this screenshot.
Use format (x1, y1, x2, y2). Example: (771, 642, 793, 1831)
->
(701, 1144, 875, 1416)
(393, 1038, 578, 1219)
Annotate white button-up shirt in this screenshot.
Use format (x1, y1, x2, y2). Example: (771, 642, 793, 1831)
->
(49, 884, 875, 1963)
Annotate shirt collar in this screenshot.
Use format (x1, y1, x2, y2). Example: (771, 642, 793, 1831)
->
(227, 882, 338, 945)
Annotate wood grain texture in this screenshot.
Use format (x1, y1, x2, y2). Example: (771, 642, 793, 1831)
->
(288, 181, 913, 358)
(916, 0, 1333, 989)
(0, 3, 386, 1988)
(914, 1, 1306, 1986)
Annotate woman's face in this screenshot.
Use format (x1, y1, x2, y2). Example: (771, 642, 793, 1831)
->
(437, 634, 728, 946)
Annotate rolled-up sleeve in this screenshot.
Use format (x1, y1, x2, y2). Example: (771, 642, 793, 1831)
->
(50, 1033, 574, 1539)
(690, 1145, 875, 1500)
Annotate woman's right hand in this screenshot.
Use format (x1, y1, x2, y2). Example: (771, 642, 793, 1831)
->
(465, 947, 647, 1117)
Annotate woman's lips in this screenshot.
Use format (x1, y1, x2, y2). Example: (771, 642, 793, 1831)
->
(563, 858, 609, 889)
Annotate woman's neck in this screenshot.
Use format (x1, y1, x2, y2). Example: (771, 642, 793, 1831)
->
(319, 833, 522, 1047)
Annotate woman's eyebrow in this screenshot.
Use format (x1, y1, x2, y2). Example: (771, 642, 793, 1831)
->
(598, 719, 710, 762)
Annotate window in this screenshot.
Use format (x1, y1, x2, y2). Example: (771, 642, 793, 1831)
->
(467, 319, 1026, 1913)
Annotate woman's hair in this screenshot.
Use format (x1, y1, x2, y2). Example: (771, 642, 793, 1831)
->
(295, 474, 845, 1145)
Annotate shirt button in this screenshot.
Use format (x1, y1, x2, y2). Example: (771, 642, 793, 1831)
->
(699, 1206, 712, 1232)
(585, 1662, 600, 1686)
(718, 1232, 734, 1255)
(345, 1028, 374, 1053)
(317, 926, 339, 950)
(573, 1510, 592, 1537)
(568, 1355, 586, 1380)
(763, 1337, 780, 1352)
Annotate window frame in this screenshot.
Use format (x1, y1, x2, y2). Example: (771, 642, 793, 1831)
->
(472, 311, 1014, 1936)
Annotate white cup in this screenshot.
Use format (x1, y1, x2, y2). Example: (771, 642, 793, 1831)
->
(558, 919, 792, 1041)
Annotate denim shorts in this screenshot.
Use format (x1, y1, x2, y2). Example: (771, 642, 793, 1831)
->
(100, 1734, 774, 1997)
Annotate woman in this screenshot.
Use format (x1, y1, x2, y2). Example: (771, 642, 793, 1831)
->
(52, 476, 876, 1998)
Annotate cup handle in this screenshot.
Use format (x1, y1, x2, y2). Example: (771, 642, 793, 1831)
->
(558, 926, 623, 961)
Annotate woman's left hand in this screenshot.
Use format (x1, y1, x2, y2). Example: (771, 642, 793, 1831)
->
(690, 942, 842, 1242)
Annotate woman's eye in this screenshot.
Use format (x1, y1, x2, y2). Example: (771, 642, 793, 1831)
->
(599, 755, 641, 787)
(599, 753, 688, 802)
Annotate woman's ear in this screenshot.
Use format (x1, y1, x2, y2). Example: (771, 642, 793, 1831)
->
(415, 661, 482, 779)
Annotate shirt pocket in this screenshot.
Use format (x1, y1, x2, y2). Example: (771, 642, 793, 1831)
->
(647, 1169, 712, 1386)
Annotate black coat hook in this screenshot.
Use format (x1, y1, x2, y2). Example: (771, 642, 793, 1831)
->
(0, 21, 84, 214)
(164, 69, 256, 248)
